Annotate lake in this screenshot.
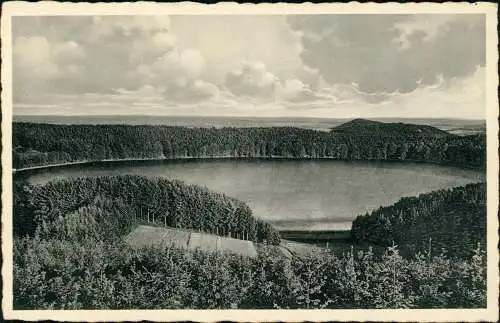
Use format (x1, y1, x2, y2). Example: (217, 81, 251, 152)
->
(22, 159, 485, 231)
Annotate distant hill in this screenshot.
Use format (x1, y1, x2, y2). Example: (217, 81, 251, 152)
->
(331, 118, 454, 137)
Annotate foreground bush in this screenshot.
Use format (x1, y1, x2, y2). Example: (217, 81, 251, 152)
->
(13, 234, 486, 309)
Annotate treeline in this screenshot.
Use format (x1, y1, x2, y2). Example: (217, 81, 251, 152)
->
(13, 122, 485, 170)
(14, 175, 280, 244)
(351, 183, 486, 258)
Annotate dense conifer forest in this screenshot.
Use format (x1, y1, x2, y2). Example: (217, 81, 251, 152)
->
(351, 183, 486, 258)
(14, 176, 280, 244)
(12, 121, 485, 170)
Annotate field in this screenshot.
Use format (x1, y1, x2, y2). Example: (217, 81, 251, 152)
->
(126, 225, 263, 258)
(125, 225, 328, 259)
(124, 225, 191, 250)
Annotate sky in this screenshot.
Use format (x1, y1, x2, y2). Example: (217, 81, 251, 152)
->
(12, 14, 486, 119)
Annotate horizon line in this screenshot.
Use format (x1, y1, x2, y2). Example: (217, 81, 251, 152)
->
(11, 114, 487, 121)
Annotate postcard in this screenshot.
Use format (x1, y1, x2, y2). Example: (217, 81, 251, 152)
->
(1, 2, 498, 322)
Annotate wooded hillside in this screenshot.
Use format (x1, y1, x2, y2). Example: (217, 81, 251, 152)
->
(14, 175, 280, 244)
(351, 183, 486, 258)
(331, 118, 452, 137)
(13, 121, 485, 170)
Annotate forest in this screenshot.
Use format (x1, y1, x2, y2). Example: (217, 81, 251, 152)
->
(351, 183, 486, 258)
(14, 176, 281, 244)
(13, 175, 487, 309)
(12, 121, 485, 170)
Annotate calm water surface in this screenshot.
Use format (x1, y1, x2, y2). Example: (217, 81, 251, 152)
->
(24, 160, 485, 230)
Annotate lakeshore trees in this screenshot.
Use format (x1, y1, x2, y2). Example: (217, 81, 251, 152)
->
(351, 183, 486, 258)
(14, 176, 280, 245)
(13, 122, 485, 170)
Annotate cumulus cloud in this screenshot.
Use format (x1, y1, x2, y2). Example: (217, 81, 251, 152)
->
(162, 80, 219, 103)
(275, 78, 322, 102)
(287, 14, 485, 99)
(132, 48, 208, 87)
(13, 36, 85, 77)
(224, 61, 323, 103)
(13, 35, 86, 103)
(387, 66, 486, 119)
(169, 15, 306, 84)
(13, 36, 58, 79)
(225, 61, 279, 97)
(12, 16, 218, 105)
(280, 66, 486, 119)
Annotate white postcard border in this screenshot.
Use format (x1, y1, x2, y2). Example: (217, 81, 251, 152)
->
(1, 2, 498, 322)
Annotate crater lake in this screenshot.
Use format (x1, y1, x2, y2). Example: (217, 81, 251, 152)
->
(19, 159, 485, 231)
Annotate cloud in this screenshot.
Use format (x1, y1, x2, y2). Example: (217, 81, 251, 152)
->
(13, 36, 85, 77)
(12, 16, 217, 104)
(131, 48, 218, 102)
(225, 61, 279, 97)
(276, 78, 322, 103)
(13, 67, 484, 119)
(82, 16, 172, 44)
(279, 66, 485, 119)
(387, 66, 486, 119)
(163, 80, 219, 103)
(287, 14, 485, 99)
(224, 61, 325, 104)
(394, 14, 485, 48)
(169, 15, 306, 84)
(13, 36, 86, 103)
(13, 36, 58, 79)
(147, 48, 206, 82)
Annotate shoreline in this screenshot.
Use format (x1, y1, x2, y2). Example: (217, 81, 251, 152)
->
(279, 229, 352, 242)
(12, 155, 485, 174)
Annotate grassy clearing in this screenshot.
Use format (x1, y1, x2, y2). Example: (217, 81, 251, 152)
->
(125, 225, 323, 258)
(126, 225, 260, 258)
(125, 225, 191, 249)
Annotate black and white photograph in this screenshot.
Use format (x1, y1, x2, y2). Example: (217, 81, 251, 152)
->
(1, 2, 498, 322)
